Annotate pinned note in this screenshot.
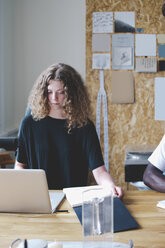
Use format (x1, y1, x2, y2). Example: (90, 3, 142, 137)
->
(92, 34, 111, 52)
(111, 71, 134, 104)
(93, 12, 113, 33)
(136, 34, 156, 56)
(136, 57, 157, 73)
(155, 77, 165, 120)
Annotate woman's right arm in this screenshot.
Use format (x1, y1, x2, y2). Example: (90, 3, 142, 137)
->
(14, 161, 27, 169)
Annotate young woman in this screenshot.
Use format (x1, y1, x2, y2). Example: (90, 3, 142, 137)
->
(15, 63, 123, 198)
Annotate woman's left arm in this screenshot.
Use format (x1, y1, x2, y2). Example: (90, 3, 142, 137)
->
(92, 165, 124, 199)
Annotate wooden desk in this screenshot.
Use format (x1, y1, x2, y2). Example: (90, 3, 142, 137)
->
(0, 191, 165, 248)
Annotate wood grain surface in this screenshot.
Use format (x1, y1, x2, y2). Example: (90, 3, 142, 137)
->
(1, 190, 165, 248)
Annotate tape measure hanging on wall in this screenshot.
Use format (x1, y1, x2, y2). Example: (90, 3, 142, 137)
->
(96, 70, 109, 172)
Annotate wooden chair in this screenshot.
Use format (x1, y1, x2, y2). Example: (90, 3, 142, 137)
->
(0, 137, 18, 168)
(0, 152, 15, 168)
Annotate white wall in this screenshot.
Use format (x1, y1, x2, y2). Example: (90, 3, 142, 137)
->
(0, 0, 4, 134)
(0, 0, 86, 135)
(0, 0, 15, 134)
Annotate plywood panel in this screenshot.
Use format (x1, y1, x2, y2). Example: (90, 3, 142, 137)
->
(86, 0, 165, 190)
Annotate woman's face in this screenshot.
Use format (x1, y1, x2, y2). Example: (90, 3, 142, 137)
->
(47, 80, 66, 111)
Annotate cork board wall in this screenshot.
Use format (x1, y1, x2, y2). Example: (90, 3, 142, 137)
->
(86, 0, 165, 190)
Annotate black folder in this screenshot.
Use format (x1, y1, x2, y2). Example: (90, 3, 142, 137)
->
(73, 197, 139, 233)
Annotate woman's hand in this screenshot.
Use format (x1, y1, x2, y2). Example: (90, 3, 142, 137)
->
(113, 185, 124, 199)
(92, 165, 124, 199)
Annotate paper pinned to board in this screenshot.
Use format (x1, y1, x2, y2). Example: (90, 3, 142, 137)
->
(112, 34, 134, 70)
(136, 57, 157, 73)
(114, 11, 135, 33)
(157, 34, 165, 44)
(92, 53, 110, 69)
(92, 34, 111, 52)
(158, 45, 165, 58)
(159, 60, 165, 71)
(111, 71, 134, 104)
(135, 34, 156, 56)
(155, 77, 165, 120)
(93, 12, 113, 33)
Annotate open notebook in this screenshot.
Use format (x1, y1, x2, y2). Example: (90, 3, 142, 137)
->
(63, 185, 139, 233)
(0, 169, 65, 214)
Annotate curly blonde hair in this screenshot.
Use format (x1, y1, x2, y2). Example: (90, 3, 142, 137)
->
(28, 63, 91, 132)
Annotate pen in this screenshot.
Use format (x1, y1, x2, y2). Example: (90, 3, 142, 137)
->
(56, 210, 69, 213)
(129, 240, 134, 248)
(24, 239, 28, 248)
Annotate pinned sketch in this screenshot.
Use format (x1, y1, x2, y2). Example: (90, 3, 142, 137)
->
(113, 47, 132, 66)
(115, 12, 135, 33)
(136, 34, 156, 56)
(92, 34, 111, 52)
(92, 54, 110, 69)
(93, 12, 113, 33)
(136, 58, 157, 73)
(112, 34, 134, 70)
(155, 77, 165, 120)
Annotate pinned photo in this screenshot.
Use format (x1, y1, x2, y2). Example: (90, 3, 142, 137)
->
(115, 12, 135, 33)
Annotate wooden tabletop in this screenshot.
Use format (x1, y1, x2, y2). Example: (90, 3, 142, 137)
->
(1, 190, 165, 248)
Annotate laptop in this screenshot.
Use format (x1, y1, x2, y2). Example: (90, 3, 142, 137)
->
(0, 169, 65, 214)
